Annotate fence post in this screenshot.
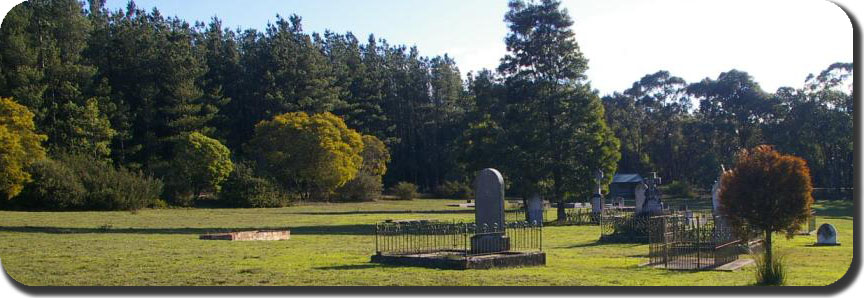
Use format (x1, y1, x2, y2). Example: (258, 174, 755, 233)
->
(696, 216, 701, 269)
(375, 223, 380, 255)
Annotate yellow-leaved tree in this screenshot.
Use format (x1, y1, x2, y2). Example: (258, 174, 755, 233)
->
(247, 112, 363, 201)
(0, 97, 47, 199)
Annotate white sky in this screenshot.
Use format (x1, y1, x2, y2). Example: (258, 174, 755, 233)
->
(566, 0, 853, 95)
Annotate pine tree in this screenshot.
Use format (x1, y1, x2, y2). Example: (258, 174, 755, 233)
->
(498, 0, 620, 220)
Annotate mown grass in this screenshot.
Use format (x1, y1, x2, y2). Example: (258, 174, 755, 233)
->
(0, 199, 853, 286)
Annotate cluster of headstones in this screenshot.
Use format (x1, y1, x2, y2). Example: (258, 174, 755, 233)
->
(473, 166, 840, 253)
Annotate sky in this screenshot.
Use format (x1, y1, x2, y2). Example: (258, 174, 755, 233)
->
(99, 0, 853, 96)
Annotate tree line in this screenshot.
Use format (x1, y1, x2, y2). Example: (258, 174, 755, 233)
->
(0, 0, 852, 211)
(602, 64, 852, 189)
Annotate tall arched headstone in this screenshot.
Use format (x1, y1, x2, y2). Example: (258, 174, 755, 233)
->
(471, 168, 510, 253)
(474, 168, 505, 228)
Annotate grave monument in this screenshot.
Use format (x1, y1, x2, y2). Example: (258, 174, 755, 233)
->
(471, 168, 510, 254)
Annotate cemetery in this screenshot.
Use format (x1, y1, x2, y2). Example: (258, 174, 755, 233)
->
(371, 169, 547, 269)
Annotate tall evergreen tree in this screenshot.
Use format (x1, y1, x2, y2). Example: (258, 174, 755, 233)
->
(0, 0, 115, 159)
(497, 0, 620, 220)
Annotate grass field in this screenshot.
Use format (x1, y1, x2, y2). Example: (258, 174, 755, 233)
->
(0, 198, 854, 286)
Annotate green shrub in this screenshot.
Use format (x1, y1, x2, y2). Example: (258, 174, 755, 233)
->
(665, 180, 695, 198)
(220, 162, 290, 208)
(166, 132, 234, 202)
(60, 154, 163, 211)
(390, 182, 418, 200)
(755, 252, 786, 285)
(19, 158, 87, 210)
(434, 180, 473, 200)
(149, 198, 170, 209)
(335, 173, 383, 202)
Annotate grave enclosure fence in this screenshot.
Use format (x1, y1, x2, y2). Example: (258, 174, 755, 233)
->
(374, 221, 543, 257)
(647, 214, 759, 270)
(507, 207, 601, 225)
(599, 209, 716, 243)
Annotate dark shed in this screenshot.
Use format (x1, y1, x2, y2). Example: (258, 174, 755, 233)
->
(608, 173, 644, 200)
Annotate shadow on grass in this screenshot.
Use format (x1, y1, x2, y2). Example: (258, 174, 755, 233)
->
(0, 224, 375, 236)
(314, 264, 386, 270)
(283, 209, 473, 215)
(558, 241, 643, 249)
(811, 200, 854, 217)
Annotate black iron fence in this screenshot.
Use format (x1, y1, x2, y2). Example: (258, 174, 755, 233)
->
(599, 209, 652, 243)
(374, 220, 542, 257)
(599, 209, 714, 243)
(648, 214, 742, 270)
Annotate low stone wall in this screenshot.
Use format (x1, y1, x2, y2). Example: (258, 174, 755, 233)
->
(199, 230, 290, 241)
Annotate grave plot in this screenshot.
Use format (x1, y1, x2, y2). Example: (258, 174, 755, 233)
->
(645, 214, 761, 271)
(371, 220, 545, 269)
(370, 168, 546, 269)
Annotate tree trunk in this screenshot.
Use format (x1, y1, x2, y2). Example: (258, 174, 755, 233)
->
(557, 200, 566, 222)
(764, 230, 773, 265)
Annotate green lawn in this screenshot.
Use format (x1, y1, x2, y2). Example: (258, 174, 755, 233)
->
(0, 199, 853, 286)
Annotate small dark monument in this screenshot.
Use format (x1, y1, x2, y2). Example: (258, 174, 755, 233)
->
(525, 194, 544, 224)
(371, 168, 546, 269)
(640, 172, 664, 215)
(815, 223, 840, 246)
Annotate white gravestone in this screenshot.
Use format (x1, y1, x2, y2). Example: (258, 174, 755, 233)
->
(711, 166, 729, 228)
(591, 169, 604, 213)
(816, 223, 840, 246)
(634, 182, 647, 214)
(471, 168, 510, 253)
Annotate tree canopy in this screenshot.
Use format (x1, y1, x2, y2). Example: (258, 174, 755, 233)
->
(0, 97, 47, 199)
(0, 0, 852, 209)
(247, 111, 364, 200)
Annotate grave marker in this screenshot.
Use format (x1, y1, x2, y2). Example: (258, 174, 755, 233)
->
(471, 168, 510, 253)
(815, 223, 840, 246)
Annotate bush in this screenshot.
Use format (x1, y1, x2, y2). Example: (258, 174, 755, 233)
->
(755, 252, 786, 285)
(246, 112, 363, 200)
(335, 173, 383, 202)
(434, 180, 473, 200)
(220, 162, 290, 208)
(18, 158, 87, 210)
(665, 180, 695, 198)
(167, 132, 234, 200)
(60, 154, 163, 211)
(390, 182, 418, 200)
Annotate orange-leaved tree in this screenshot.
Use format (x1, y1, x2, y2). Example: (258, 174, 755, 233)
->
(719, 145, 812, 282)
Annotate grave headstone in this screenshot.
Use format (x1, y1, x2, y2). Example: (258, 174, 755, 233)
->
(711, 166, 729, 228)
(634, 182, 647, 214)
(816, 223, 840, 246)
(471, 168, 510, 253)
(591, 194, 604, 213)
(592, 170, 605, 213)
(526, 194, 544, 224)
(474, 168, 506, 228)
(641, 172, 663, 215)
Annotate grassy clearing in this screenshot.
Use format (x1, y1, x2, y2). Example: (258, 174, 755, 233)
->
(0, 199, 853, 286)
